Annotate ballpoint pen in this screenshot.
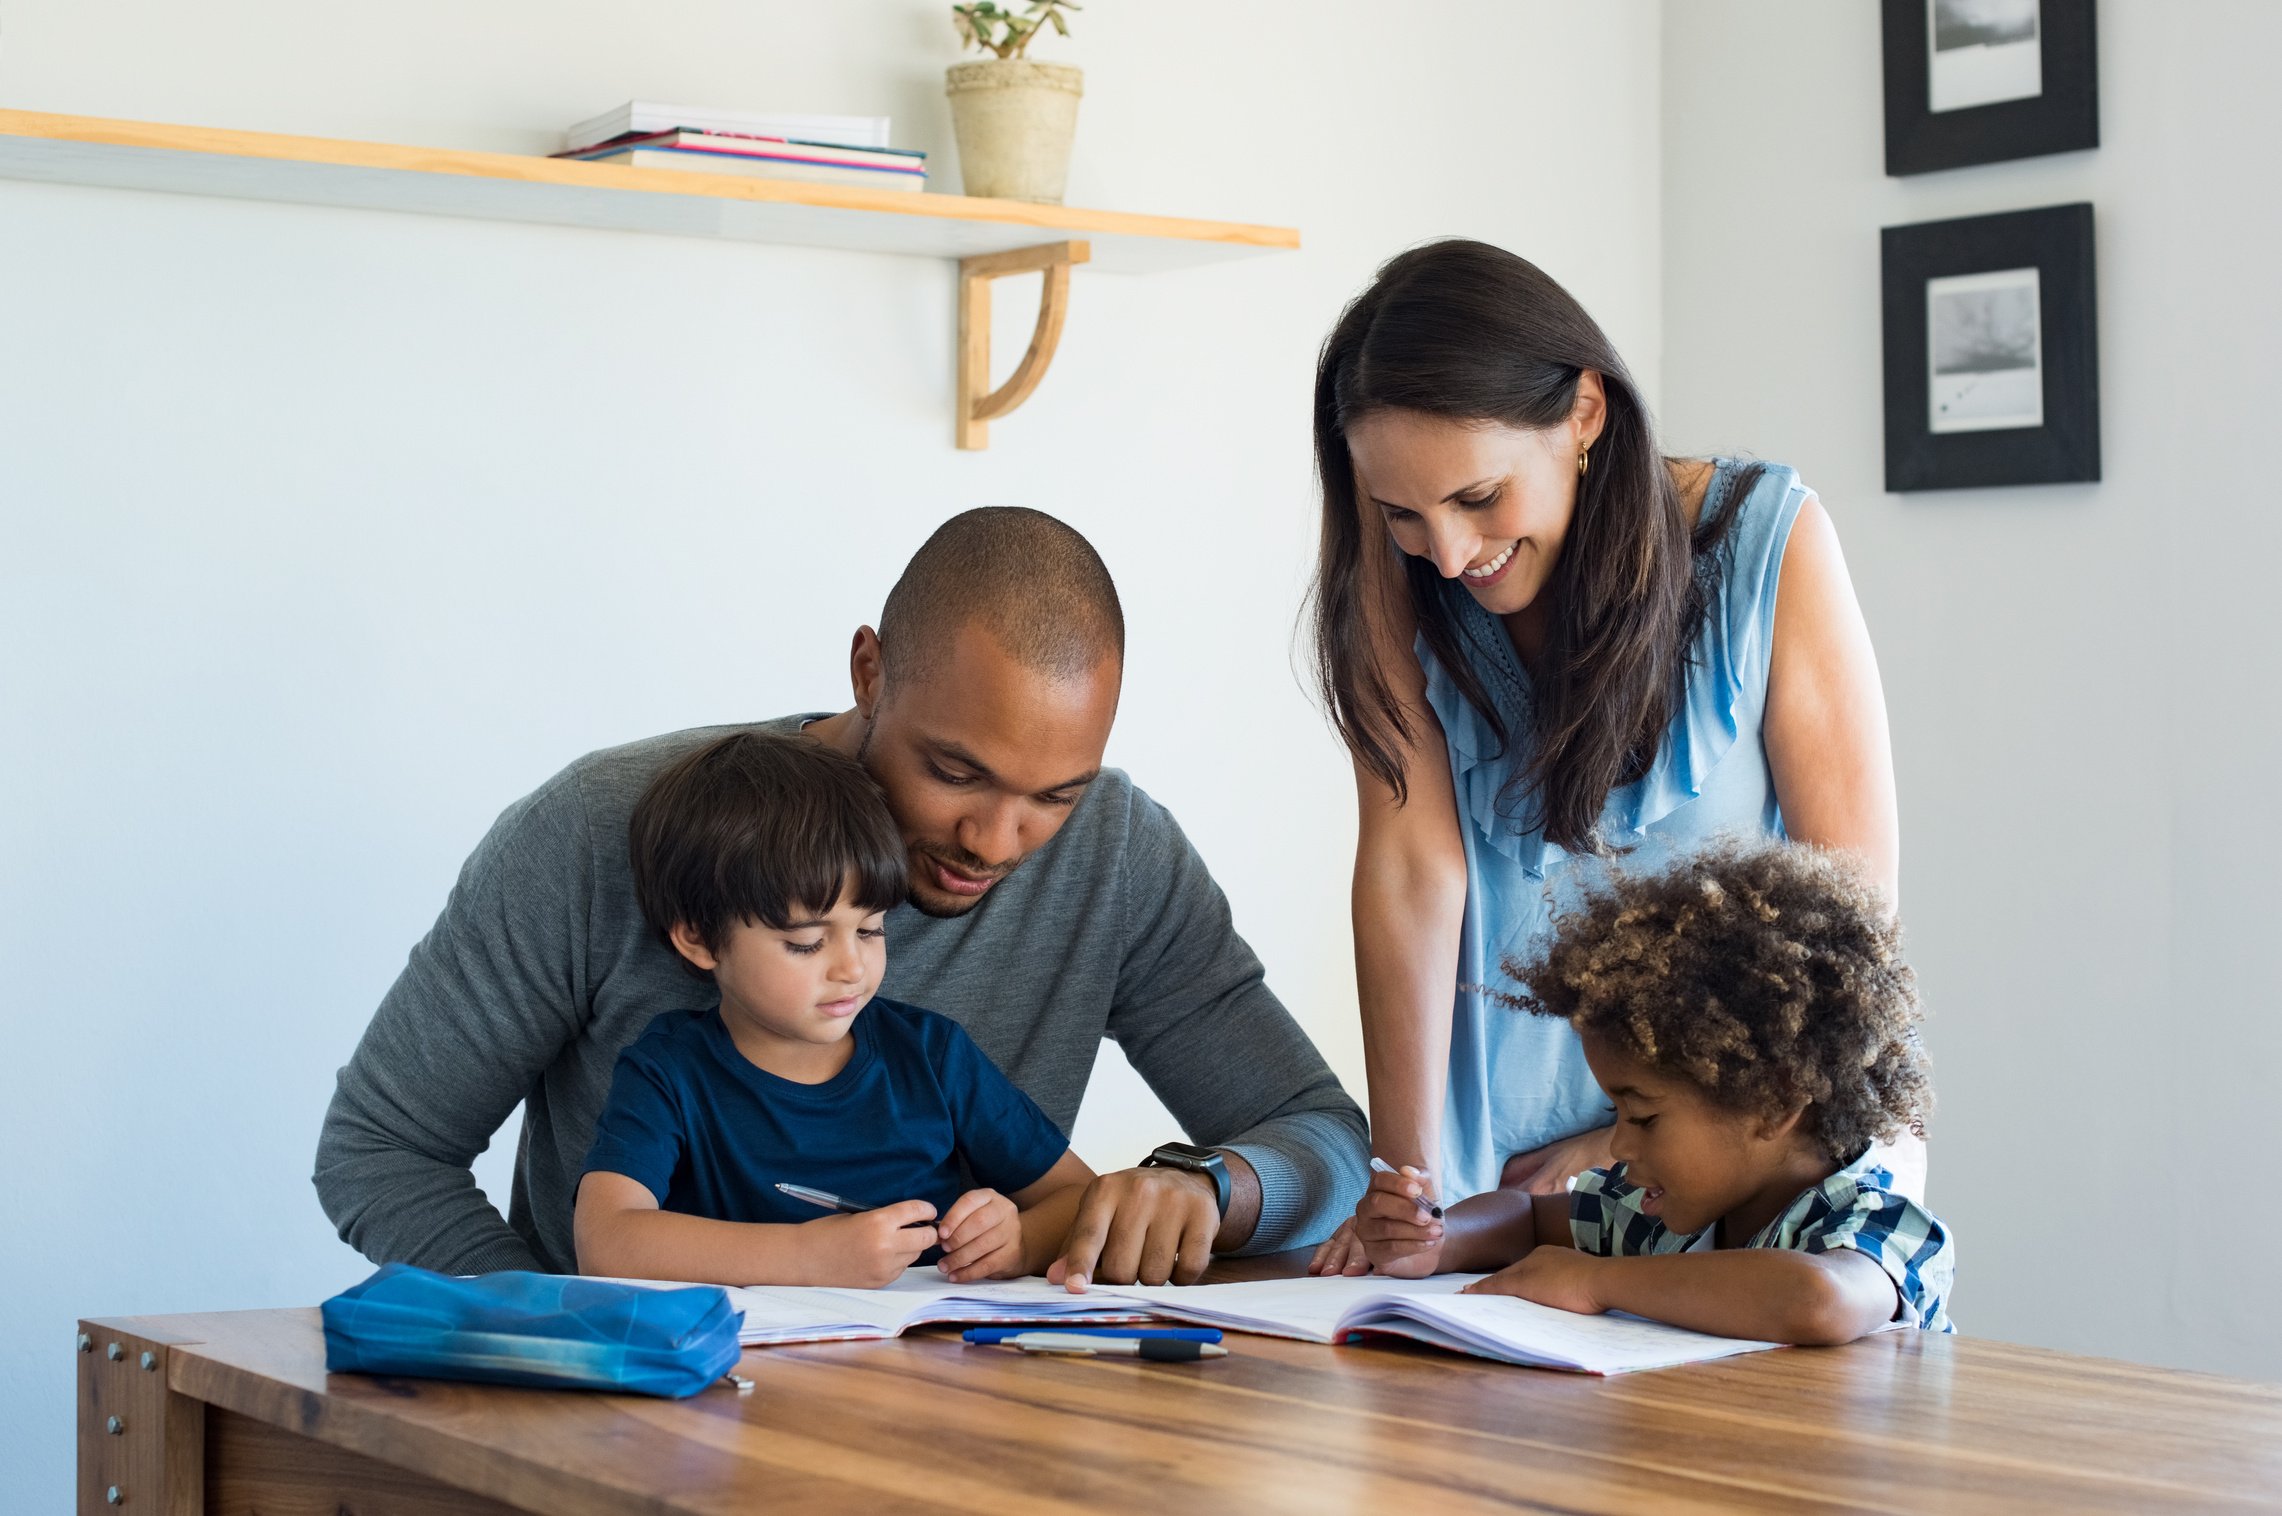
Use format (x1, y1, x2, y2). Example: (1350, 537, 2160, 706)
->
(774, 1182, 873, 1215)
(1369, 1157, 1444, 1220)
(998, 1332, 1228, 1361)
(962, 1326, 1224, 1345)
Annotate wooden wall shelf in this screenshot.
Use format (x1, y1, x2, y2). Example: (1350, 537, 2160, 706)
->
(0, 109, 1300, 445)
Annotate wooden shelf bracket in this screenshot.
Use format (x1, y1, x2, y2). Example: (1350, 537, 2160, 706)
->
(957, 239, 1090, 450)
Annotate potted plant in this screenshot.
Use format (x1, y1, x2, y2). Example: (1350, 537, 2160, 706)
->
(946, 1, 1083, 203)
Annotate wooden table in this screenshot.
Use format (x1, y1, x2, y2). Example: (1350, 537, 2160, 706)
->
(76, 1256, 2282, 1514)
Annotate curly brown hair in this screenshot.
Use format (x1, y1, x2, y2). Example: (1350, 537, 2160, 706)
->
(1500, 840, 1929, 1161)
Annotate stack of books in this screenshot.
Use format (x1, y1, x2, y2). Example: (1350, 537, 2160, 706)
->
(555, 102, 924, 192)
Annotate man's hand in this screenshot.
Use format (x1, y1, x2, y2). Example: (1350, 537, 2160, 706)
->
(805, 1201, 939, 1288)
(1462, 1247, 1607, 1315)
(935, 1189, 1023, 1283)
(1045, 1167, 1219, 1290)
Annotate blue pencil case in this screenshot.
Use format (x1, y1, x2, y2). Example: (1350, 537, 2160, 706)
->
(321, 1263, 744, 1399)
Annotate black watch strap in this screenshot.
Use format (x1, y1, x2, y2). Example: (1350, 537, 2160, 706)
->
(1142, 1143, 1231, 1217)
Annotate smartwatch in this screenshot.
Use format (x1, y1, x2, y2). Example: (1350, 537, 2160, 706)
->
(1141, 1142, 1231, 1218)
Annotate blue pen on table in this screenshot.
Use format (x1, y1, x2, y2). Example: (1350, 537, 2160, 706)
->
(1369, 1157, 1444, 1220)
(993, 1331, 1227, 1362)
(962, 1326, 1223, 1346)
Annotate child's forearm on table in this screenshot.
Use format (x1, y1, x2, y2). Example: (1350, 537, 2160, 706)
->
(1588, 1250, 1895, 1345)
(576, 1204, 810, 1286)
(1015, 1181, 1092, 1274)
(1435, 1188, 1548, 1273)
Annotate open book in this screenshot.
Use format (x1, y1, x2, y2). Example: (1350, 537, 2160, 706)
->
(699, 1274, 1150, 1346)
(627, 1271, 1781, 1373)
(1100, 1273, 1783, 1374)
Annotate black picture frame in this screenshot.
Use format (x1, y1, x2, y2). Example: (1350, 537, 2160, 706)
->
(1883, 0, 2098, 176)
(1881, 202, 2098, 493)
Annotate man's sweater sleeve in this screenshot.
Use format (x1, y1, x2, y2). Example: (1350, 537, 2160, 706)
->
(1107, 790, 1369, 1253)
(312, 773, 595, 1274)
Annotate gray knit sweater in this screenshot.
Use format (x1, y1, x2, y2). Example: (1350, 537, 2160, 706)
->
(314, 717, 1368, 1274)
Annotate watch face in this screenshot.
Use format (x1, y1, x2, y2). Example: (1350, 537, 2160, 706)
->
(1152, 1143, 1217, 1167)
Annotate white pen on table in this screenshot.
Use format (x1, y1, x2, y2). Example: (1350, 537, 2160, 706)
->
(1369, 1157, 1444, 1220)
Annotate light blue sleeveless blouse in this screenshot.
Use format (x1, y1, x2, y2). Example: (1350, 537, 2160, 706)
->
(1419, 459, 1809, 1201)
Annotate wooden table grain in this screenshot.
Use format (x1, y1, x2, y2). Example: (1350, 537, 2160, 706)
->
(76, 1254, 2282, 1514)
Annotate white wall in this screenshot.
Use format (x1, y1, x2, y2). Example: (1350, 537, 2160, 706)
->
(0, 2, 1665, 1503)
(1661, 2, 2282, 1381)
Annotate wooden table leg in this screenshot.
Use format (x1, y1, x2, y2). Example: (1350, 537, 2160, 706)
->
(78, 1319, 204, 1514)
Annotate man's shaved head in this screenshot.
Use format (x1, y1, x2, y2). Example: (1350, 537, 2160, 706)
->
(877, 507, 1124, 689)
(828, 508, 1124, 917)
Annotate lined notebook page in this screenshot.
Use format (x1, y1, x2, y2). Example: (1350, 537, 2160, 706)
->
(1354, 1293, 1782, 1373)
(1094, 1274, 1479, 1341)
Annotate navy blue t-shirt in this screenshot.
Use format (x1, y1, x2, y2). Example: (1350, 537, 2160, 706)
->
(580, 997, 1070, 1225)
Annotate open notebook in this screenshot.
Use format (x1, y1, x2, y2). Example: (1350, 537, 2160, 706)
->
(655, 1274, 1151, 1346)
(624, 1271, 1781, 1373)
(1097, 1273, 1783, 1374)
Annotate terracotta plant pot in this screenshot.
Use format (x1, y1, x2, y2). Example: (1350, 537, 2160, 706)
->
(945, 59, 1083, 203)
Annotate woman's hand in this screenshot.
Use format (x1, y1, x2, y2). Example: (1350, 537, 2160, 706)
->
(936, 1189, 1023, 1282)
(1499, 1125, 1616, 1195)
(1462, 1248, 1607, 1315)
(1308, 1215, 1371, 1276)
(1354, 1163, 1446, 1278)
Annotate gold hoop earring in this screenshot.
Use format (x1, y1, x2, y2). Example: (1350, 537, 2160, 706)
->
(1578, 446, 1591, 477)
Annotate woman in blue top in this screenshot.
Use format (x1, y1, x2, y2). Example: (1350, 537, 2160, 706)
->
(1304, 240, 1914, 1274)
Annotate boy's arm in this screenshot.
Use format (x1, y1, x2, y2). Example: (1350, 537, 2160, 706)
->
(1012, 1151, 1097, 1276)
(1470, 1244, 1900, 1345)
(573, 1172, 940, 1289)
(1357, 1170, 1571, 1276)
(1429, 1188, 1573, 1271)
(936, 1151, 1099, 1283)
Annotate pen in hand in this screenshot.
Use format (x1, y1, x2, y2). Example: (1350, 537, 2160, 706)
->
(775, 1183, 876, 1216)
(775, 1182, 939, 1240)
(1369, 1157, 1444, 1220)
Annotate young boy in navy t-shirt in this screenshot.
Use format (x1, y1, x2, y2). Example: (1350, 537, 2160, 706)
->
(573, 732, 1095, 1289)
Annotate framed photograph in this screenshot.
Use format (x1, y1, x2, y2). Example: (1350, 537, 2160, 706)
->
(1881, 203, 2098, 492)
(1882, 0, 2099, 176)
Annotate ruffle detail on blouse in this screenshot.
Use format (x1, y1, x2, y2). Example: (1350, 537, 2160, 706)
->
(1417, 460, 1808, 880)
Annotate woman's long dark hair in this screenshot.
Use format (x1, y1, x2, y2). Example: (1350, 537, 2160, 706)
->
(1309, 239, 1746, 854)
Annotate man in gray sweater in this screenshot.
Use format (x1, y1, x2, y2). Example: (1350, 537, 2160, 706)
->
(315, 508, 1367, 1285)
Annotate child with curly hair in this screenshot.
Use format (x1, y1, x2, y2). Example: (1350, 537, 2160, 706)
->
(1356, 840, 1953, 1343)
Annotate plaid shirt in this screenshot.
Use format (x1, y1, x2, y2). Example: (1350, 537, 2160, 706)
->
(1569, 1147, 1955, 1332)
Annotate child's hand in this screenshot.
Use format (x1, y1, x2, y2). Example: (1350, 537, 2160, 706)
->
(1355, 1163, 1445, 1279)
(807, 1200, 939, 1288)
(935, 1188, 1023, 1282)
(1462, 1247, 1606, 1315)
